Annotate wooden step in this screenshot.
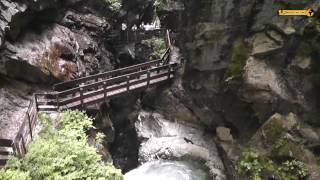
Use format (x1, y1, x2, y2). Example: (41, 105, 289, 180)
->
(0, 151, 10, 156)
(0, 139, 12, 147)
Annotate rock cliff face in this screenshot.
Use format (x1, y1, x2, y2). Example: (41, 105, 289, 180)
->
(155, 0, 320, 178)
(0, 0, 114, 83)
(158, 0, 320, 139)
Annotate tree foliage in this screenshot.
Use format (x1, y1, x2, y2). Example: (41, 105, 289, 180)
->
(1, 110, 123, 180)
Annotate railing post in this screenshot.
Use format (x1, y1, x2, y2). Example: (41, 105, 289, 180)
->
(26, 112, 33, 140)
(126, 76, 130, 92)
(55, 93, 60, 111)
(79, 84, 84, 109)
(167, 64, 171, 79)
(103, 82, 107, 101)
(11, 141, 17, 157)
(21, 135, 27, 156)
(34, 94, 38, 112)
(147, 70, 150, 87)
(166, 29, 171, 47)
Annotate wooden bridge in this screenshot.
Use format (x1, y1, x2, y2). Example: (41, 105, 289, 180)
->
(0, 29, 178, 168)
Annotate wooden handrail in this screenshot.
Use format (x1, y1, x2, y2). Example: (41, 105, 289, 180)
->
(54, 29, 172, 92)
(53, 59, 163, 91)
(55, 63, 176, 97)
(33, 63, 178, 110)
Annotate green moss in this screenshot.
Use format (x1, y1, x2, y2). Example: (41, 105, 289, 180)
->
(271, 139, 304, 161)
(225, 39, 249, 78)
(263, 120, 284, 144)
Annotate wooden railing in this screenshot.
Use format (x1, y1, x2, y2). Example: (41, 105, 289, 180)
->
(0, 98, 38, 162)
(53, 58, 164, 91)
(12, 97, 38, 158)
(37, 62, 178, 111)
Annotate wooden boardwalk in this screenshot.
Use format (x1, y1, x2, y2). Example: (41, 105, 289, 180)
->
(0, 29, 176, 167)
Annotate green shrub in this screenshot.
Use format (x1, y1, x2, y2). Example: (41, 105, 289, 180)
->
(143, 37, 166, 60)
(238, 149, 309, 180)
(0, 169, 31, 180)
(2, 110, 123, 180)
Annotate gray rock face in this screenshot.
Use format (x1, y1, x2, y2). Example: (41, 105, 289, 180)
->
(160, 0, 320, 138)
(0, 0, 28, 46)
(0, 78, 32, 139)
(135, 110, 226, 179)
(0, 7, 113, 83)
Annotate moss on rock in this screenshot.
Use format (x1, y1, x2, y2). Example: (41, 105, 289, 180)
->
(225, 39, 249, 78)
(263, 119, 285, 144)
(271, 139, 304, 161)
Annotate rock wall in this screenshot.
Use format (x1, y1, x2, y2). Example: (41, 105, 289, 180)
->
(158, 0, 320, 140)
(0, 0, 115, 83)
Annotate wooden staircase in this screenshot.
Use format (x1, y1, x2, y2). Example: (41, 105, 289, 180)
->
(0, 139, 13, 168)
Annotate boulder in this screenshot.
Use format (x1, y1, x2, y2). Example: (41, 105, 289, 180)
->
(299, 127, 319, 143)
(251, 31, 284, 56)
(216, 127, 233, 142)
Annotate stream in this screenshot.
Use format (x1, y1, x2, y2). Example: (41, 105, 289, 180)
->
(124, 160, 211, 180)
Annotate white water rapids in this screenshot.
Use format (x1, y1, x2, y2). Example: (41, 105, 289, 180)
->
(124, 160, 211, 180)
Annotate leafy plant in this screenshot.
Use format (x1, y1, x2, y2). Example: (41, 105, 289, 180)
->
(278, 160, 309, 180)
(2, 110, 123, 180)
(143, 37, 166, 60)
(238, 148, 309, 180)
(238, 150, 263, 180)
(0, 169, 30, 180)
(95, 132, 106, 144)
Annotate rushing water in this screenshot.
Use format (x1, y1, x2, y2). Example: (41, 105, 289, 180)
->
(124, 160, 211, 180)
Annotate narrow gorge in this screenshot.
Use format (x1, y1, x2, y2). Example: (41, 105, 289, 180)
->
(0, 0, 320, 180)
